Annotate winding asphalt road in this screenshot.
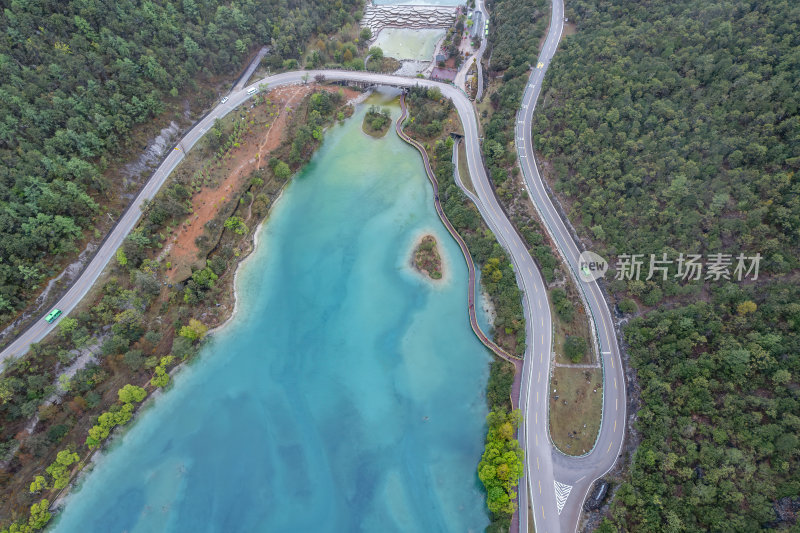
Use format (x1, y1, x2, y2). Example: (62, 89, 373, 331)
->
(0, 20, 626, 530)
(474, 0, 488, 100)
(515, 0, 627, 531)
(233, 46, 270, 91)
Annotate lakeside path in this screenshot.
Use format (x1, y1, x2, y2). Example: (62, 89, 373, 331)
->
(449, 136, 522, 532)
(396, 100, 534, 533)
(395, 98, 525, 420)
(395, 95, 522, 370)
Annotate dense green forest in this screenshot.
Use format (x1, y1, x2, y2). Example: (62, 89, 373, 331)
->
(0, 0, 360, 324)
(534, 0, 800, 295)
(606, 283, 799, 531)
(531, 0, 800, 529)
(483, 0, 548, 188)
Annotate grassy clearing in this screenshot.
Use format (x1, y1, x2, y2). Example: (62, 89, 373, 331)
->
(457, 139, 477, 196)
(475, 78, 498, 130)
(549, 366, 602, 455)
(551, 287, 594, 365)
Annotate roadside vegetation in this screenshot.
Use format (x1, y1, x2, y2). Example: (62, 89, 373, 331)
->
(549, 280, 600, 456)
(478, 410, 525, 521)
(551, 285, 593, 365)
(481, 0, 597, 363)
(0, 0, 362, 342)
(487, 360, 516, 413)
(532, 0, 800, 529)
(302, 24, 400, 73)
(0, 86, 350, 531)
(481, 0, 549, 196)
(483, 359, 520, 533)
(439, 13, 469, 71)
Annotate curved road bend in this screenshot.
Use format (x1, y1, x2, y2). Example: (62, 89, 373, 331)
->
(0, 71, 544, 369)
(515, 0, 627, 530)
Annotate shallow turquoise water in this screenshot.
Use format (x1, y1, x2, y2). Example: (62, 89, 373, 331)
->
(51, 93, 491, 533)
(373, 29, 446, 61)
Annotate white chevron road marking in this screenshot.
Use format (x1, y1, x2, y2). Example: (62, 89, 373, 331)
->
(554, 480, 573, 514)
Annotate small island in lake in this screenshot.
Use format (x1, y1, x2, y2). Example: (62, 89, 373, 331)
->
(362, 105, 391, 137)
(413, 234, 443, 280)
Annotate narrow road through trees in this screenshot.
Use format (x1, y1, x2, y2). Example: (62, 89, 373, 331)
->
(514, 0, 627, 530)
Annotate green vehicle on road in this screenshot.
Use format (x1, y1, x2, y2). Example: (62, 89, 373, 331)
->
(44, 309, 62, 323)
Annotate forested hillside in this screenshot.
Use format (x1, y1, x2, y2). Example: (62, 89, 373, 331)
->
(483, 0, 548, 188)
(0, 0, 359, 324)
(535, 0, 799, 287)
(533, 0, 800, 529)
(611, 283, 799, 531)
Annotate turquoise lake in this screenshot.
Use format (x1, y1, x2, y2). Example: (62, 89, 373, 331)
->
(51, 92, 491, 532)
